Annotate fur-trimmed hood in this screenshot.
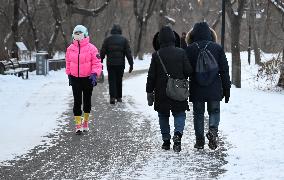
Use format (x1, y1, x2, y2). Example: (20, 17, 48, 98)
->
(186, 22, 217, 45)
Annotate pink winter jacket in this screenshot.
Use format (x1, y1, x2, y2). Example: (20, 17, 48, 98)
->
(66, 37, 102, 77)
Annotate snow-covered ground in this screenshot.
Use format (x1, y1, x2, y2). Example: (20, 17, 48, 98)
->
(1, 51, 284, 179)
(0, 70, 72, 162)
(0, 55, 151, 163)
(121, 51, 284, 179)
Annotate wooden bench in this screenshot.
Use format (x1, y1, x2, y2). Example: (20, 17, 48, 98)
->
(0, 58, 29, 79)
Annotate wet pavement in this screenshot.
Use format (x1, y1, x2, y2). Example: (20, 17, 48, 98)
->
(0, 70, 229, 179)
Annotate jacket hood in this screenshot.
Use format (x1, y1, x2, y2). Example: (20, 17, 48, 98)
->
(186, 22, 217, 44)
(111, 24, 122, 34)
(152, 30, 181, 51)
(159, 26, 176, 48)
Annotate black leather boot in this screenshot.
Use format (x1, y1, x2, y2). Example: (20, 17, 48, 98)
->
(110, 97, 115, 104)
(194, 137, 205, 149)
(173, 132, 182, 152)
(161, 140, 171, 150)
(206, 128, 218, 150)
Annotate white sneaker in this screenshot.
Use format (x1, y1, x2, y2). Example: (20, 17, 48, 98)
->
(82, 121, 89, 132)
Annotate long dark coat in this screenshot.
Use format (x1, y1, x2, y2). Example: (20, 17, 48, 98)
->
(185, 22, 231, 102)
(146, 26, 193, 113)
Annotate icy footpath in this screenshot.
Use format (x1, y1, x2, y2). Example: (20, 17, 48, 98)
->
(101, 74, 229, 179)
(109, 71, 284, 179)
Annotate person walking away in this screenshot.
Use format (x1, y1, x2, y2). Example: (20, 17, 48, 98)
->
(185, 22, 231, 150)
(100, 24, 134, 104)
(180, 32, 187, 49)
(66, 25, 102, 135)
(146, 26, 193, 152)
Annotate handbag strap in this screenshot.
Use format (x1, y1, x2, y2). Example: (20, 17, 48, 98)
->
(157, 51, 170, 77)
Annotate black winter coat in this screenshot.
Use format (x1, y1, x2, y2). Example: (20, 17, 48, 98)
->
(146, 26, 193, 113)
(100, 24, 133, 67)
(185, 22, 231, 102)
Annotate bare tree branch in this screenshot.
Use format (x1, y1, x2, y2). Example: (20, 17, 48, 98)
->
(145, 0, 157, 20)
(66, 0, 111, 17)
(269, 0, 284, 14)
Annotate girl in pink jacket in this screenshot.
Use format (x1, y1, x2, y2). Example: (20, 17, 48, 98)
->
(66, 25, 102, 135)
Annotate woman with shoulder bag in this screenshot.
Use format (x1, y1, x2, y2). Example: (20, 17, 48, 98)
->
(146, 26, 193, 152)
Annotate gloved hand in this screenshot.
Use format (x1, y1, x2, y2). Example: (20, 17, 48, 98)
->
(89, 73, 97, 86)
(129, 65, 133, 73)
(147, 92, 154, 106)
(68, 75, 72, 86)
(223, 89, 230, 103)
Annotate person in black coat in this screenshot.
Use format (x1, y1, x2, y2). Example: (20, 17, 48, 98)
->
(100, 24, 134, 104)
(185, 22, 231, 150)
(180, 32, 187, 49)
(146, 26, 193, 152)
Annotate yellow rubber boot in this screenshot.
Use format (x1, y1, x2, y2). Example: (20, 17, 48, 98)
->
(75, 116, 82, 134)
(82, 113, 89, 131)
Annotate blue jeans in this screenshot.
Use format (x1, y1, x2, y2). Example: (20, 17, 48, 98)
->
(192, 101, 220, 139)
(158, 111, 186, 140)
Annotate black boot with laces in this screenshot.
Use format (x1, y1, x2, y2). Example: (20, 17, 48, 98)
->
(173, 132, 182, 152)
(206, 128, 218, 150)
(194, 137, 205, 149)
(161, 140, 171, 150)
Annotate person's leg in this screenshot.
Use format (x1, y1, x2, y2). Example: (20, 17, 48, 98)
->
(172, 111, 186, 135)
(193, 101, 205, 149)
(206, 101, 220, 150)
(72, 78, 83, 116)
(107, 66, 117, 104)
(207, 101, 220, 130)
(71, 77, 83, 134)
(82, 78, 93, 131)
(172, 111, 186, 152)
(158, 111, 171, 150)
(116, 66, 124, 102)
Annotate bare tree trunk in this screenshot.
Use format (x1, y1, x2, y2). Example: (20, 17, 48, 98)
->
(269, 0, 284, 87)
(23, 0, 39, 51)
(48, 0, 67, 58)
(262, 2, 271, 51)
(133, 0, 157, 59)
(134, 20, 146, 59)
(11, 0, 20, 58)
(277, 48, 284, 88)
(250, 0, 261, 65)
(226, 0, 246, 88)
(4, 16, 27, 45)
(231, 22, 242, 88)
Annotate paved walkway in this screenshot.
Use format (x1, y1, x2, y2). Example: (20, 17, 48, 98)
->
(0, 70, 229, 179)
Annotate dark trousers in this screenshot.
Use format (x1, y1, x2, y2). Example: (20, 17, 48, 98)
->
(158, 111, 186, 140)
(107, 65, 124, 98)
(192, 101, 220, 140)
(71, 76, 93, 116)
